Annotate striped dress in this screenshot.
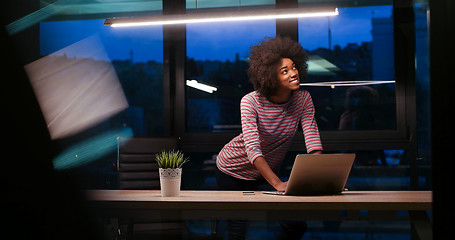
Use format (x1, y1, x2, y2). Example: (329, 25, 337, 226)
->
(216, 90, 323, 180)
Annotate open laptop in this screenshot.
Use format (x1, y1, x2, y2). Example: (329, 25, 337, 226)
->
(263, 153, 356, 196)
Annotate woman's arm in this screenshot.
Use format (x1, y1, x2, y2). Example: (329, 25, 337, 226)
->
(301, 92, 323, 153)
(310, 150, 323, 154)
(240, 95, 264, 164)
(253, 156, 287, 191)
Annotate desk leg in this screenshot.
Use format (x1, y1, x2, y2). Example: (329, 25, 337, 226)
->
(409, 211, 432, 240)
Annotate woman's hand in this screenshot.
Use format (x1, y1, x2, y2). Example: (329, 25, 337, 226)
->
(253, 156, 286, 191)
(274, 181, 288, 192)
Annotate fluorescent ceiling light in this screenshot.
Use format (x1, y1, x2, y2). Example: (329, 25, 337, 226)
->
(105, 7, 338, 27)
(186, 80, 218, 93)
(300, 80, 395, 87)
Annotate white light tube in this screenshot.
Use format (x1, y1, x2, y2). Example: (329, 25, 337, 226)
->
(300, 80, 395, 87)
(105, 7, 338, 27)
(186, 80, 218, 93)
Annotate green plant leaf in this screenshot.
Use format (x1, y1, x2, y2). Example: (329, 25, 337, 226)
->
(155, 149, 189, 169)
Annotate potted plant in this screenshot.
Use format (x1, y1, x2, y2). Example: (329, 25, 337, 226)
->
(155, 150, 189, 197)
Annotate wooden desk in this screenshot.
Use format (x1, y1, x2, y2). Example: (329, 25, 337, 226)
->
(86, 190, 432, 239)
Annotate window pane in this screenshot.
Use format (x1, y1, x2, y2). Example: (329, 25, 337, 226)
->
(299, 4, 397, 131)
(40, 20, 164, 137)
(186, 20, 275, 132)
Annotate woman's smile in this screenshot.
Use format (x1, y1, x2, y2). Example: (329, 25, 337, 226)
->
(278, 58, 300, 90)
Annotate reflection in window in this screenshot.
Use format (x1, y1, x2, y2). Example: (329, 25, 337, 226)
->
(186, 20, 275, 132)
(304, 83, 396, 131)
(40, 20, 164, 137)
(299, 4, 397, 131)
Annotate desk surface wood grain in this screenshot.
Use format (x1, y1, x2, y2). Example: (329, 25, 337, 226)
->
(86, 190, 432, 211)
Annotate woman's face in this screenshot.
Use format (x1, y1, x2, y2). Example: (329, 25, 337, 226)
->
(276, 58, 300, 93)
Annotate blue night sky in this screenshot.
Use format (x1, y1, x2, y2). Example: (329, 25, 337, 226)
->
(40, 5, 392, 63)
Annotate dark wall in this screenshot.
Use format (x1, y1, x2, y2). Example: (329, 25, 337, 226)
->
(430, 0, 455, 238)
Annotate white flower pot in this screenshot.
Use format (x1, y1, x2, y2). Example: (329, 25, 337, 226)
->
(159, 168, 182, 197)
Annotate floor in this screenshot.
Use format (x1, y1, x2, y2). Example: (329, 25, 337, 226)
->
(186, 220, 412, 240)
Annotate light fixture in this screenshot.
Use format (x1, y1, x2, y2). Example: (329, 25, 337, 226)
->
(300, 80, 395, 87)
(105, 6, 338, 27)
(186, 80, 218, 93)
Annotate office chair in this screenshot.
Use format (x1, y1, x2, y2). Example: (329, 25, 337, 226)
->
(117, 136, 179, 190)
(117, 136, 221, 239)
(117, 136, 185, 239)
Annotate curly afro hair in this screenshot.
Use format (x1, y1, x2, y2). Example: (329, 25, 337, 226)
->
(248, 36, 309, 98)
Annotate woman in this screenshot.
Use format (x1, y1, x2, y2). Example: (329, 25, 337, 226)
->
(216, 36, 323, 239)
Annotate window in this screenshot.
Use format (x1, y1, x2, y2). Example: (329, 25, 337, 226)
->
(32, 0, 424, 192)
(186, 20, 275, 132)
(180, 1, 423, 192)
(298, 4, 396, 131)
(184, 4, 398, 133)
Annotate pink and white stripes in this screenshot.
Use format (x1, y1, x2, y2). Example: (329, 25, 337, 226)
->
(217, 90, 323, 180)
